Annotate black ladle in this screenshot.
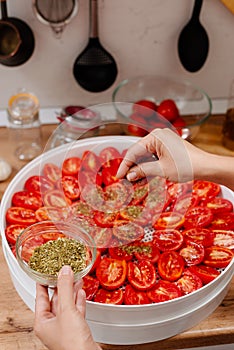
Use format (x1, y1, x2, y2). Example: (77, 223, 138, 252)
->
(73, 0, 118, 92)
(178, 0, 209, 72)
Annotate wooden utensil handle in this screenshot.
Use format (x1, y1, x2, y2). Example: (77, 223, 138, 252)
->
(1, 0, 7, 20)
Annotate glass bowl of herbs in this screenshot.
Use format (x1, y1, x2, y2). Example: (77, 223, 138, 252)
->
(15, 221, 96, 287)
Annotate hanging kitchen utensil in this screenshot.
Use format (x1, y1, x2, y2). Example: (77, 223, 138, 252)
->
(33, 0, 78, 38)
(0, 0, 35, 67)
(177, 0, 209, 72)
(73, 0, 118, 93)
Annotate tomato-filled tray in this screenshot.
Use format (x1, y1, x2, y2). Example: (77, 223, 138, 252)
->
(0, 135, 233, 345)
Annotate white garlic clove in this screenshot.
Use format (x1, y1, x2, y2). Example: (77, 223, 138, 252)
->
(0, 158, 12, 181)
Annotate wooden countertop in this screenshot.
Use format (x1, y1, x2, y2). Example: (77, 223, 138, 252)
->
(0, 115, 234, 350)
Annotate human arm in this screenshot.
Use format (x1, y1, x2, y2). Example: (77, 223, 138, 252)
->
(116, 128, 234, 191)
(34, 265, 102, 350)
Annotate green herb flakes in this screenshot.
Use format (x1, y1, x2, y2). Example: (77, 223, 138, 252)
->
(28, 237, 87, 275)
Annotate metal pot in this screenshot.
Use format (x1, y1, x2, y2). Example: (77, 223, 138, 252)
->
(0, 0, 35, 66)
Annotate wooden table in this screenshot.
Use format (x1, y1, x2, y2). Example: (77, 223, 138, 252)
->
(0, 115, 234, 350)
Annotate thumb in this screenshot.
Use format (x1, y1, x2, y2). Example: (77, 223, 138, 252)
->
(126, 161, 164, 181)
(57, 265, 75, 313)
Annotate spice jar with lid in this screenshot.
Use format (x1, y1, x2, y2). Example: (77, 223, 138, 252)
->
(7, 89, 42, 160)
(222, 80, 234, 151)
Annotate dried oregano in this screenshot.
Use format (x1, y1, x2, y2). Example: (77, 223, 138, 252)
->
(28, 237, 87, 275)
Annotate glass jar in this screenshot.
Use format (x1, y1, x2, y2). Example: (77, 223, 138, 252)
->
(7, 89, 42, 160)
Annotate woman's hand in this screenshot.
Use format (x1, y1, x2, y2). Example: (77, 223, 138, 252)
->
(34, 265, 101, 350)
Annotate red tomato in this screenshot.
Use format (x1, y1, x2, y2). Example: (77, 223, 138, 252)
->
(80, 184, 105, 212)
(120, 205, 150, 226)
(69, 201, 95, 218)
(89, 248, 102, 273)
(41, 231, 65, 242)
(188, 265, 220, 284)
(176, 269, 203, 295)
(183, 228, 214, 247)
(12, 190, 42, 211)
(43, 190, 72, 207)
(124, 284, 150, 305)
(90, 227, 112, 249)
(203, 246, 233, 268)
(152, 229, 184, 252)
(157, 99, 179, 122)
(130, 184, 149, 205)
(192, 180, 220, 201)
(167, 182, 191, 200)
(6, 207, 37, 225)
(96, 257, 127, 290)
(101, 158, 123, 186)
(158, 251, 184, 281)
(212, 230, 234, 250)
(132, 99, 157, 118)
(104, 180, 133, 211)
(129, 112, 147, 125)
(35, 206, 69, 222)
(127, 123, 148, 137)
(81, 150, 101, 173)
(94, 211, 119, 228)
(172, 193, 200, 214)
(21, 236, 45, 262)
(57, 176, 80, 201)
(62, 157, 81, 177)
(24, 175, 54, 194)
(179, 241, 205, 266)
(144, 188, 170, 214)
(5, 224, 28, 245)
(184, 206, 213, 229)
(78, 170, 102, 188)
(68, 215, 96, 234)
(127, 260, 156, 291)
(147, 280, 182, 303)
(94, 288, 124, 305)
(113, 222, 145, 244)
(99, 147, 121, 164)
(210, 212, 234, 230)
(172, 116, 186, 129)
(202, 197, 233, 214)
(82, 275, 99, 301)
(134, 241, 160, 263)
(153, 212, 185, 230)
(109, 243, 134, 261)
(43, 163, 62, 184)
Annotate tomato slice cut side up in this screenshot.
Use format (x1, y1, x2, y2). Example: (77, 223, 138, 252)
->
(96, 257, 127, 290)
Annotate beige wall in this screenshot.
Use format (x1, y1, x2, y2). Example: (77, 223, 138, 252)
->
(0, 0, 233, 109)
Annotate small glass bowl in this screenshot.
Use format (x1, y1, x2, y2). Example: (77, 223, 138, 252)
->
(112, 75, 212, 140)
(16, 221, 96, 287)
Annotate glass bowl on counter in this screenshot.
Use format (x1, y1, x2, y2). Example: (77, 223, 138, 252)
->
(16, 221, 96, 287)
(112, 75, 212, 140)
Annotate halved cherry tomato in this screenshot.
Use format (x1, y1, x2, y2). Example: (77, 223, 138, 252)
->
(99, 147, 121, 164)
(203, 246, 233, 268)
(109, 243, 134, 261)
(153, 211, 185, 230)
(35, 206, 69, 222)
(43, 163, 62, 184)
(21, 236, 45, 262)
(41, 231, 65, 242)
(152, 229, 184, 252)
(80, 184, 105, 211)
(183, 228, 214, 247)
(124, 284, 150, 305)
(94, 211, 119, 228)
(81, 150, 101, 173)
(89, 249, 102, 273)
(134, 241, 160, 263)
(104, 180, 133, 211)
(167, 182, 191, 200)
(101, 158, 123, 186)
(179, 241, 205, 266)
(68, 215, 96, 234)
(57, 176, 80, 201)
(144, 188, 170, 214)
(212, 230, 234, 250)
(210, 212, 234, 230)
(157, 99, 179, 122)
(90, 227, 112, 249)
(172, 193, 200, 214)
(69, 201, 95, 218)
(82, 275, 100, 301)
(96, 257, 127, 290)
(24, 175, 54, 194)
(188, 265, 220, 284)
(77, 170, 103, 189)
(147, 280, 182, 303)
(43, 190, 72, 207)
(113, 222, 144, 244)
(94, 288, 124, 305)
(132, 99, 157, 118)
(6, 207, 37, 225)
(202, 197, 233, 214)
(62, 157, 81, 177)
(130, 183, 149, 205)
(127, 260, 156, 291)
(120, 205, 150, 226)
(158, 251, 184, 281)
(184, 206, 213, 229)
(176, 269, 203, 295)
(5, 224, 28, 245)
(12, 190, 42, 211)
(192, 180, 220, 201)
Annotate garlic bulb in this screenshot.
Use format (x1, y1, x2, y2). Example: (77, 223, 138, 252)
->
(0, 158, 12, 181)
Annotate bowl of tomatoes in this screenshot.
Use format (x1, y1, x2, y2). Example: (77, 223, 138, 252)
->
(112, 75, 212, 140)
(0, 136, 233, 345)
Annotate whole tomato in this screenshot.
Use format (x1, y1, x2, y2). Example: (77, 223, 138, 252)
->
(157, 99, 179, 122)
(132, 99, 157, 118)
